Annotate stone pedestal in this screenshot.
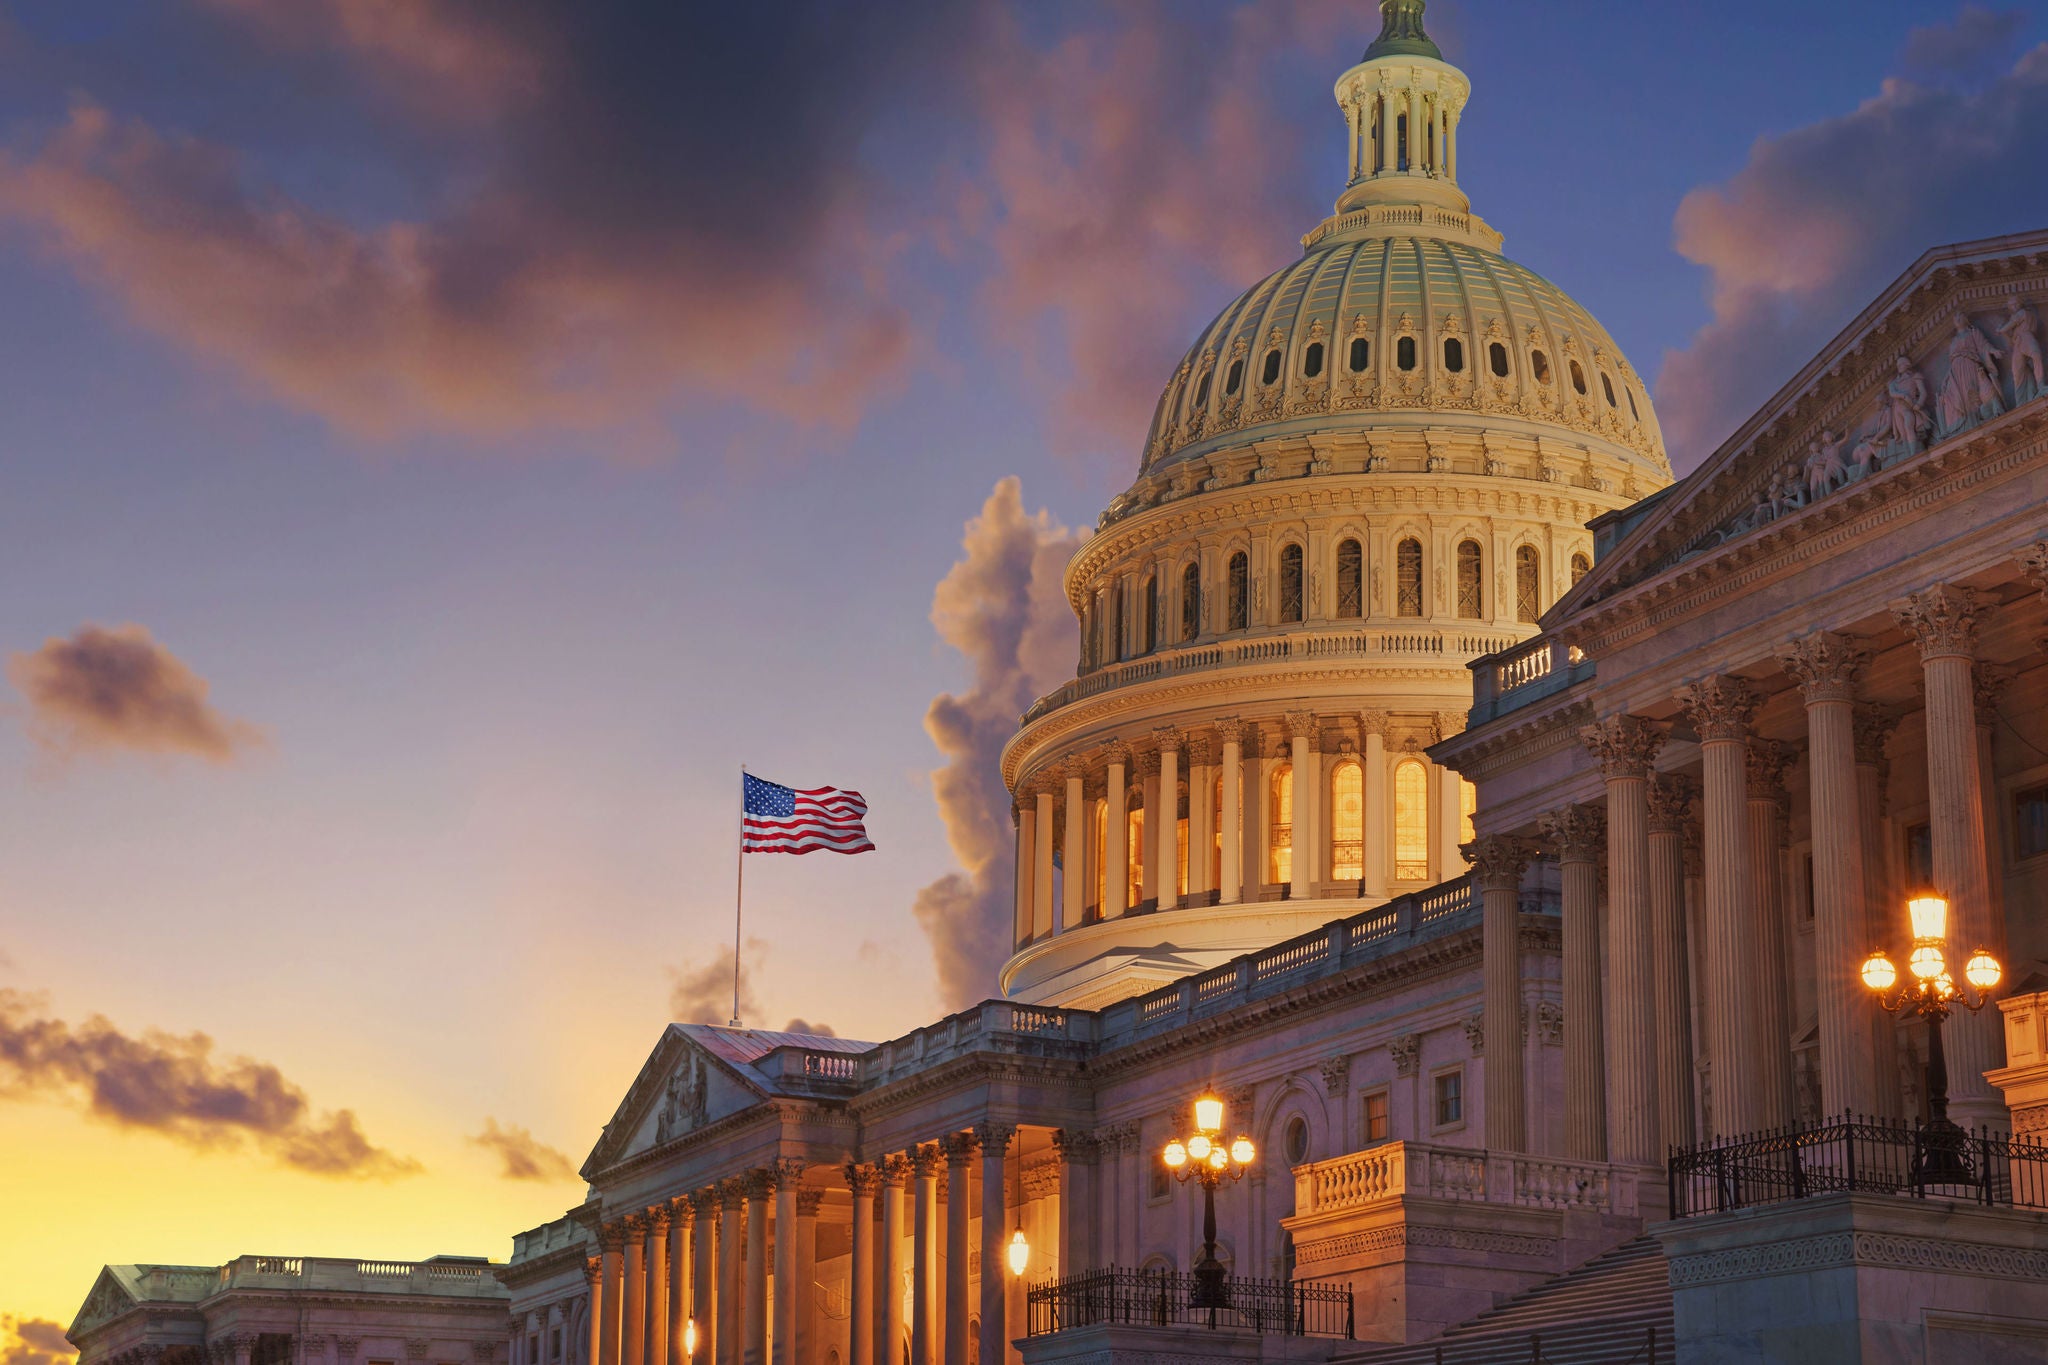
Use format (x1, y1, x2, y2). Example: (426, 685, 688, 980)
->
(1986, 990, 2048, 1141)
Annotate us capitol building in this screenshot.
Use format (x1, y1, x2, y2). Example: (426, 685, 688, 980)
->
(61, 5, 2048, 1363)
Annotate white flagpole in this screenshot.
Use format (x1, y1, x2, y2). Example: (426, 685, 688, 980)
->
(732, 763, 746, 1028)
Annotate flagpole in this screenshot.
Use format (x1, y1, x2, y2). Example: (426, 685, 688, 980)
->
(732, 764, 745, 1028)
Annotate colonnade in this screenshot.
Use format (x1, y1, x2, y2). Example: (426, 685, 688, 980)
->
(1344, 77, 1461, 184)
(1467, 579, 2018, 1154)
(1013, 712, 1472, 947)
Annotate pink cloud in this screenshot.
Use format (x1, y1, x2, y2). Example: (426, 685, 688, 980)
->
(8, 623, 264, 765)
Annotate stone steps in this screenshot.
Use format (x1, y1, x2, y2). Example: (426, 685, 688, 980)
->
(1336, 1236, 1673, 1364)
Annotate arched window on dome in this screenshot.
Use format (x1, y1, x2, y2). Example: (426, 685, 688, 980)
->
(1194, 369, 1211, 408)
(1181, 562, 1201, 642)
(1336, 538, 1362, 619)
(1269, 761, 1293, 886)
(1303, 342, 1325, 379)
(1261, 349, 1282, 386)
(1530, 350, 1551, 385)
(1397, 336, 1417, 371)
(1456, 540, 1483, 620)
(1396, 538, 1424, 618)
(1515, 545, 1540, 623)
(1459, 778, 1477, 845)
(1626, 386, 1640, 421)
(1571, 551, 1591, 585)
(1228, 552, 1249, 630)
(1349, 337, 1370, 372)
(1569, 358, 1588, 395)
(1601, 372, 1617, 407)
(1330, 760, 1363, 880)
(1393, 759, 1429, 881)
(1143, 576, 1159, 654)
(1489, 342, 1509, 377)
(1443, 337, 1464, 373)
(1126, 799, 1145, 908)
(1278, 543, 1304, 623)
(1226, 358, 1244, 395)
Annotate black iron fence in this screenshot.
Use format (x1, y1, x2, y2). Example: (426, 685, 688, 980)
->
(1669, 1115, 2048, 1217)
(1024, 1268, 1354, 1339)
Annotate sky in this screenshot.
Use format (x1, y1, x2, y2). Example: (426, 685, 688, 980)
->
(5, 0, 2048, 1354)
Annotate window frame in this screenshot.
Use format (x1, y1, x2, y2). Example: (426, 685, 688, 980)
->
(1488, 341, 1509, 377)
(1514, 544, 1541, 624)
(1442, 336, 1464, 373)
(1396, 537, 1424, 618)
(1278, 542, 1305, 623)
(1455, 539, 1484, 620)
(1227, 551, 1250, 631)
(1431, 1066, 1466, 1132)
(1335, 537, 1363, 619)
(1361, 1088, 1392, 1147)
(1180, 561, 1202, 643)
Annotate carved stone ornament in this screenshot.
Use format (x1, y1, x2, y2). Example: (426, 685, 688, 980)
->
(1535, 1001, 1565, 1046)
(1358, 707, 1390, 738)
(842, 1161, 879, 1196)
(406, 1343, 430, 1362)
(1462, 834, 1533, 891)
(974, 1120, 1016, 1154)
(472, 1346, 497, 1365)
(1578, 714, 1663, 778)
(909, 1144, 941, 1178)
(1776, 631, 1869, 704)
(1215, 716, 1243, 746)
(878, 1153, 912, 1186)
(796, 1189, 826, 1218)
(1744, 739, 1794, 801)
(1892, 584, 1981, 660)
(336, 1342, 360, 1362)
(1389, 1034, 1421, 1077)
(1285, 710, 1318, 743)
(1675, 675, 1757, 742)
(1052, 1127, 1099, 1164)
(2019, 541, 2048, 604)
(1463, 1015, 1484, 1056)
(939, 1131, 979, 1164)
(1319, 1055, 1351, 1098)
(1852, 703, 1899, 767)
(1646, 774, 1697, 834)
(1540, 803, 1605, 863)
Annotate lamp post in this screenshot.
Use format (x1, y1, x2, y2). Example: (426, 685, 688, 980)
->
(1860, 893, 2002, 1184)
(1161, 1093, 1255, 1310)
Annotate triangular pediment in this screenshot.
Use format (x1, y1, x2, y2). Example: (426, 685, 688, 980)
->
(1558, 229, 2048, 622)
(69, 1266, 139, 1340)
(582, 1026, 763, 1177)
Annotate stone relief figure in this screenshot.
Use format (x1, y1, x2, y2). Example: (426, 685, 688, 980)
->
(1881, 354, 1932, 458)
(1802, 429, 1848, 502)
(2002, 293, 2045, 404)
(1936, 312, 2004, 436)
(1845, 421, 1885, 482)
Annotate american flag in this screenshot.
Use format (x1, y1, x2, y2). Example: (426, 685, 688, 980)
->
(741, 773, 875, 855)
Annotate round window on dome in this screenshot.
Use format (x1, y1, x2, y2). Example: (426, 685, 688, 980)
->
(1226, 359, 1244, 395)
(1531, 349, 1551, 384)
(1443, 337, 1464, 373)
(1261, 349, 1282, 385)
(1397, 336, 1416, 372)
(1303, 342, 1324, 379)
(1348, 337, 1370, 372)
(1489, 342, 1509, 377)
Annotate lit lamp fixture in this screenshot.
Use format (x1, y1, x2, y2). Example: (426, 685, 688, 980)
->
(1006, 1137, 1030, 1277)
(1860, 893, 2002, 1185)
(683, 1320, 697, 1358)
(1162, 1091, 1255, 1311)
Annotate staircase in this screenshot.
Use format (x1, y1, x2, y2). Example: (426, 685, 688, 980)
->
(1337, 1237, 1673, 1364)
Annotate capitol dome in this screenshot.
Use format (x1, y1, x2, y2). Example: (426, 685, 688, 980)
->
(997, 0, 1674, 1010)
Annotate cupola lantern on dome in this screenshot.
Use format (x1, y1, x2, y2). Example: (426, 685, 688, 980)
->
(1363, 0, 1441, 62)
(1333, 0, 1471, 219)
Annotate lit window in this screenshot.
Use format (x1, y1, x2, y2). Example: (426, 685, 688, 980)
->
(1397, 336, 1417, 371)
(1396, 538, 1423, 617)
(1488, 342, 1509, 377)
(1434, 1071, 1463, 1127)
(1349, 337, 1370, 372)
(1261, 349, 1282, 385)
(1128, 804, 1145, 908)
(1515, 545, 1540, 623)
(1362, 1091, 1390, 1145)
(1211, 773, 1224, 890)
(1570, 359, 1588, 395)
(1570, 552, 1591, 585)
(1443, 337, 1464, 373)
(1093, 798, 1107, 911)
(1175, 782, 1190, 898)
(1279, 544, 1304, 623)
(1303, 342, 1325, 378)
(1531, 350, 1551, 384)
(1181, 562, 1202, 642)
(1394, 760, 1429, 880)
(1456, 540, 1483, 620)
(1269, 762, 1294, 885)
(1228, 552, 1249, 630)
(1143, 576, 1158, 653)
(1336, 538, 1362, 618)
(1460, 779, 1476, 844)
(1331, 761, 1363, 880)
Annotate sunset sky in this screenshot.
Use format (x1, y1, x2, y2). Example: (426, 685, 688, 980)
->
(5, 1, 2048, 1356)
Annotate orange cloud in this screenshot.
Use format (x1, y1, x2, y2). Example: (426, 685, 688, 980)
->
(7, 624, 263, 764)
(0, 990, 419, 1179)
(1, 1317, 71, 1365)
(469, 1119, 576, 1183)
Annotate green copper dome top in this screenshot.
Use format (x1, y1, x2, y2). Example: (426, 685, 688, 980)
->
(1362, 0, 1441, 61)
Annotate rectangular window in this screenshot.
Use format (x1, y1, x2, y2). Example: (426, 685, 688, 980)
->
(551, 1330, 562, 1362)
(1150, 1154, 1171, 1201)
(1362, 1090, 1390, 1145)
(1433, 1070, 1463, 1129)
(528, 1340, 538, 1365)
(2016, 784, 2048, 861)
(1904, 822, 1934, 891)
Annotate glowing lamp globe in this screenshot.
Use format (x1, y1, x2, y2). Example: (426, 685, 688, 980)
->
(1187, 1133, 1213, 1161)
(1163, 1139, 1187, 1169)
(1908, 895, 1949, 943)
(684, 1322, 697, 1357)
(1230, 1136, 1255, 1165)
(1909, 943, 1946, 981)
(1966, 950, 2002, 991)
(1861, 951, 1897, 992)
(1007, 1228, 1030, 1277)
(1207, 1145, 1228, 1171)
(1194, 1095, 1225, 1134)
(1935, 972, 1957, 1000)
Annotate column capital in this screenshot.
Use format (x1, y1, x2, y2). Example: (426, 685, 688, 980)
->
(1891, 583, 1983, 660)
(1579, 714, 1664, 778)
(1646, 773, 1697, 833)
(1461, 833, 1534, 890)
(1057, 753, 1089, 782)
(1540, 803, 1605, 863)
(796, 1188, 826, 1218)
(938, 1131, 979, 1165)
(1051, 1127, 1099, 1164)
(1216, 716, 1244, 745)
(2020, 540, 2048, 602)
(1676, 674, 1757, 741)
(602, 1221, 629, 1250)
(909, 1143, 941, 1177)
(1104, 739, 1132, 767)
(741, 1168, 775, 1201)
(692, 1186, 723, 1218)
(1852, 702, 1900, 765)
(668, 1195, 694, 1226)
(877, 1153, 911, 1187)
(1776, 630, 1870, 704)
(1433, 710, 1467, 743)
(584, 1256, 603, 1287)
(644, 1205, 670, 1233)
(842, 1161, 879, 1196)
(773, 1156, 806, 1186)
(971, 1121, 1016, 1155)
(1184, 732, 1213, 766)
(1358, 708, 1390, 738)
(1284, 709, 1318, 743)
(1152, 724, 1182, 753)
(1744, 738, 1793, 800)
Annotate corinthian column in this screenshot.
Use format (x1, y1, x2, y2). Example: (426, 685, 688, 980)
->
(669, 1200, 692, 1365)
(718, 1185, 743, 1365)
(974, 1126, 1013, 1365)
(645, 1207, 670, 1365)
(1360, 711, 1389, 899)
(1746, 739, 1796, 1128)
(623, 1216, 647, 1365)
(1286, 712, 1314, 898)
(1855, 705, 1904, 1119)
(1677, 677, 1764, 1136)
(692, 1191, 719, 1365)
(1581, 715, 1663, 1166)
(1060, 760, 1086, 931)
(878, 1157, 908, 1365)
(940, 1135, 975, 1365)
(772, 1162, 802, 1365)
(844, 1166, 876, 1365)
(1187, 733, 1213, 899)
(1031, 786, 1054, 940)
(1464, 834, 1534, 1151)
(1217, 722, 1243, 904)
(743, 1172, 773, 1365)
(1647, 775, 1698, 1150)
(1543, 804, 1608, 1160)
(1105, 743, 1130, 919)
(587, 1257, 607, 1365)
(1892, 586, 2002, 1125)
(1155, 729, 1182, 909)
(602, 1225, 626, 1365)
(795, 1190, 822, 1365)
(1779, 631, 1876, 1117)
(1012, 800, 1033, 946)
(910, 1146, 938, 1365)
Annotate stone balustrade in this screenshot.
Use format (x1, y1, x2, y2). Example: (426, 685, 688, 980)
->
(1293, 1141, 1630, 1219)
(205, 1256, 503, 1297)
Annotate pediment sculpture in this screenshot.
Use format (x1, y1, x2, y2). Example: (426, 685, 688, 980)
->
(652, 1052, 710, 1146)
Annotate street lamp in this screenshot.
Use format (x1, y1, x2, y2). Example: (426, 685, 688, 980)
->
(1860, 893, 2002, 1184)
(1162, 1092, 1255, 1310)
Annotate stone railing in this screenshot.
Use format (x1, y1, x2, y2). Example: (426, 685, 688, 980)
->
(510, 1214, 592, 1265)
(1293, 1142, 1634, 1218)
(1023, 627, 1518, 726)
(858, 1000, 1098, 1088)
(755, 1045, 864, 1093)
(212, 1256, 505, 1297)
(1466, 635, 1594, 726)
